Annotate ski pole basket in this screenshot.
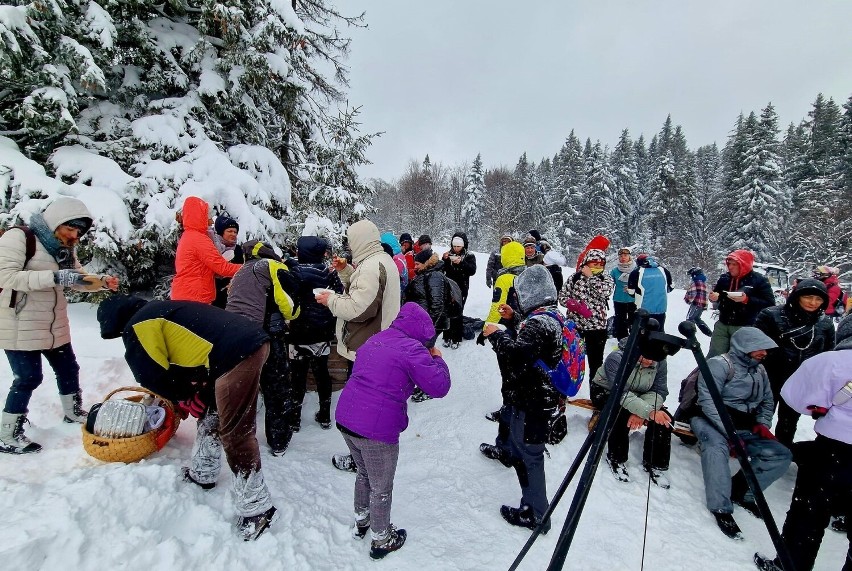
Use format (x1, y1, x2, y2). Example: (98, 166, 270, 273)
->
(81, 386, 180, 463)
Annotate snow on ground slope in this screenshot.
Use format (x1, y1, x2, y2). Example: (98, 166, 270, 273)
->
(0, 251, 846, 570)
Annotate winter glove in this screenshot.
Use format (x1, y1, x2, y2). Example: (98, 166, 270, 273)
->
(566, 299, 593, 319)
(807, 405, 829, 419)
(53, 269, 86, 287)
(752, 424, 776, 441)
(177, 393, 208, 419)
(728, 436, 746, 458)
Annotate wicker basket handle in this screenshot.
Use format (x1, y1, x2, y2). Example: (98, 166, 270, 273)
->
(103, 386, 175, 413)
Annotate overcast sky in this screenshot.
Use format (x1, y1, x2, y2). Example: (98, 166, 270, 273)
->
(343, 1, 852, 182)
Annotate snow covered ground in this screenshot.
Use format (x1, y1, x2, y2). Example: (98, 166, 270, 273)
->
(0, 251, 846, 570)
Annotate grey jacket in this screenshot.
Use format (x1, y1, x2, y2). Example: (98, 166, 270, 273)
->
(697, 326, 778, 433)
(592, 349, 668, 419)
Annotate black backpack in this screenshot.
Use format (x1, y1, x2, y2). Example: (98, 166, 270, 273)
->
(673, 353, 735, 422)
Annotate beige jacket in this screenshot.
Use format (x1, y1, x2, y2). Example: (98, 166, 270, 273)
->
(328, 220, 401, 361)
(0, 197, 90, 350)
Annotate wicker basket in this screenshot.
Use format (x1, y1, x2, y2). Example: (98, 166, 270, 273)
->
(82, 386, 180, 463)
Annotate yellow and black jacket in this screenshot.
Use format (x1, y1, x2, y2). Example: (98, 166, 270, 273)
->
(119, 300, 269, 401)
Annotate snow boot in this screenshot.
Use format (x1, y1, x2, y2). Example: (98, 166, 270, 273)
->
(369, 525, 407, 559)
(233, 470, 274, 540)
(730, 471, 761, 519)
(332, 453, 357, 473)
(410, 388, 432, 402)
(480, 443, 512, 468)
(450, 342, 460, 350)
(753, 553, 782, 570)
(831, 515, 847, 533)
(60, 391, 88, 423)
(0, 412, 42, 454)
(442, 339, 451, 348)
(643, 465, 671, 489)
(236, 506, 278, 541)
(606, 456, 630, 483)
(712, 512, 744, 540)
(500, 504, 551, 534)
(314, 401, 331, 430)
(181, 466, 216, 490)
(485, 408, 502, 422)
(352, 511, 370, 539)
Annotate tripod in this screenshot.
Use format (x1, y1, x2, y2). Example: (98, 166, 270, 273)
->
(508, 312, 797, 571)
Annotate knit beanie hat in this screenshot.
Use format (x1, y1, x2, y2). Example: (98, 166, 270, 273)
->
(451, 237, 464, 247)
(417, 234, 432, 247)
(523, 234, 537, 246)
(414, 249, 433, 264)
(399, 232, 414, 245)
(582, 248, 606, 265)
(528, 229, 542, 242)
(214, 215, 239, 236)
(242, 240, 282, 262)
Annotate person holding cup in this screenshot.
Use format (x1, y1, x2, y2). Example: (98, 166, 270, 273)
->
(707, 250, 775, 357)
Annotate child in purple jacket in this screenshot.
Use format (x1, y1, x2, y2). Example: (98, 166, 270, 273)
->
(335, 302, 451, 559)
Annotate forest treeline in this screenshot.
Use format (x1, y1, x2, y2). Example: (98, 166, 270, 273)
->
(370, 93, 852, 284)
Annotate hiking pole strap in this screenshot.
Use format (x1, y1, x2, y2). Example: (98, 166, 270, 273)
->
(679, 320, 797, 571)
(546, 310, 651, 571)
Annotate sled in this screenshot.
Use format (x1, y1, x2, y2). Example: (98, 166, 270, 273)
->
(575, 235, 611, 270)
(566, 398, 695, 438)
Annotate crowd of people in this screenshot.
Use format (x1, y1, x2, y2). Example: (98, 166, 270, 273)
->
(0, 196, 849, 569)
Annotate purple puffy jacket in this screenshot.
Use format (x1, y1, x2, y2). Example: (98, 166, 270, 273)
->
(335, 302, 451, 443)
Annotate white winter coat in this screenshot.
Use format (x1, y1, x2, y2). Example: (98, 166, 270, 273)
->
(0, 198, 91, 351)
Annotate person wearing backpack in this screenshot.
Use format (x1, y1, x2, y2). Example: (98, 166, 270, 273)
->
(691, 327, 793, 540)
(753, 314, 852, 571)
(754, 278, 835, 448)
(441, 232, 477, 349)
(590, 337, 672, 487)
(225, 240, 302, 455)
(812, 265, 846, 320)
(481, 265, 564, 534)
(404, 249, 456, 402)
(0, 197, 119, 454)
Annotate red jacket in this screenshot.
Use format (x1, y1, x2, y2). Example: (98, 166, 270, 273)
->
(822, 274, 844, 316)
(170, 197, 241, 303)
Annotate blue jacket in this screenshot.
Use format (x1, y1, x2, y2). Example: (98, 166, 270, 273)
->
(627, 259, 672, 314)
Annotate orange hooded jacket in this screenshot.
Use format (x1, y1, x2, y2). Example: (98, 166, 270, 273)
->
(170, 197, 242, 303)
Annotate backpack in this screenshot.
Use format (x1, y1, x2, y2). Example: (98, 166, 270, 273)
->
(445, 276, 463, 318)
(0, 226, 37, 309)
(673, 353, 735, 422)
(531, 309, 586, 397)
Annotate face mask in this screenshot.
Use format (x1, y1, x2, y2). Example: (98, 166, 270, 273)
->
(589, 267, 604, 275)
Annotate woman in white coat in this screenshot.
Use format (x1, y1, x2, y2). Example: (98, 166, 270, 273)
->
(0, 197, 118, 454)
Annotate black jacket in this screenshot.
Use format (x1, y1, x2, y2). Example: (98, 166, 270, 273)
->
(288, 261, 344, 345)
(405, 261, 451, 331)
(487, 309, 562, 417)
(442, 232, 477, 300)
(754, 293, 835, 385)
(712, 271, 775, 326)
(117, 300, 268, 401)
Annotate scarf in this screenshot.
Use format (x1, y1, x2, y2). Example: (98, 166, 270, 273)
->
(29, 213, 76, 269)
(616, 261, 635, 282)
